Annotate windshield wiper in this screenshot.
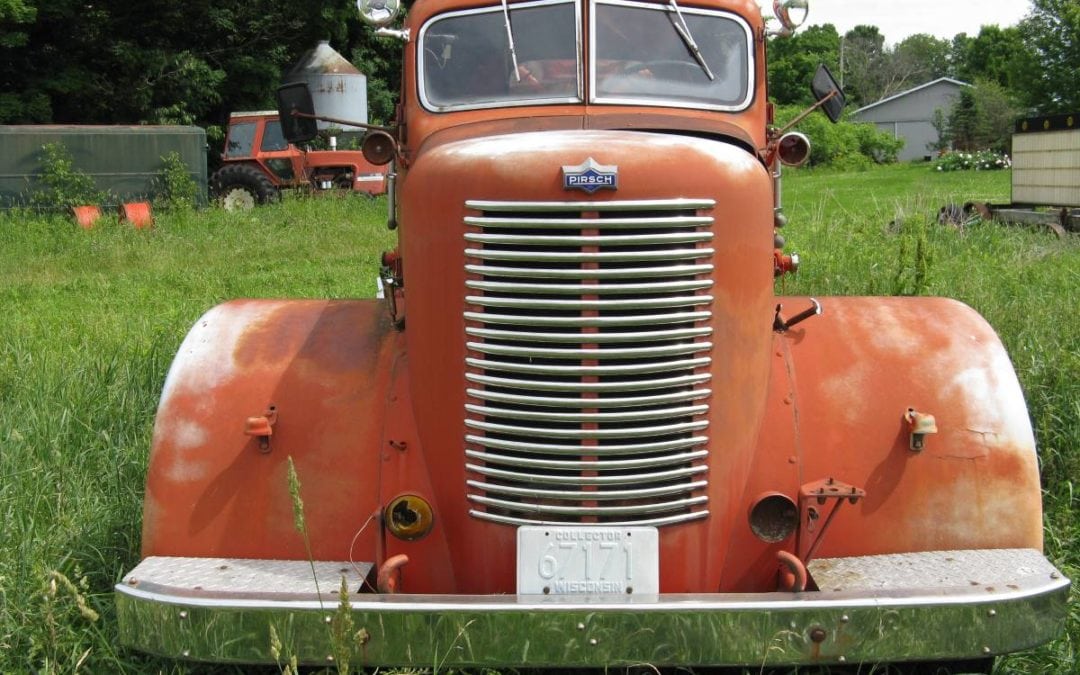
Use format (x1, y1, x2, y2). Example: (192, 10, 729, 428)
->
(501, 0, 522, 82)
(667, 0, 715, 81)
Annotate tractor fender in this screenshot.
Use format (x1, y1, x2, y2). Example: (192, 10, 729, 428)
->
(141, 299, 399, 562)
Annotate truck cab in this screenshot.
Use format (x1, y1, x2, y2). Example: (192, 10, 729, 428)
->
(116, 0, 1068, 670)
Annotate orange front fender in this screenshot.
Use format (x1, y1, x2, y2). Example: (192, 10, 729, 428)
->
(141, 299, 398, 562)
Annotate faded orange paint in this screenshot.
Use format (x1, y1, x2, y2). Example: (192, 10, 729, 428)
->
(138, 0, 1044, 599)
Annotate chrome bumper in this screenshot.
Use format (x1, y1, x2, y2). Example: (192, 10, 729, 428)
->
(116, 549, 1069, 668)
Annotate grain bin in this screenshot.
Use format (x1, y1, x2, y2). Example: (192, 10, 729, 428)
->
(285, 41, 368, 131)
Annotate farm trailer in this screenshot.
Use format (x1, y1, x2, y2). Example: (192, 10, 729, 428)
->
(115, 0, 1069, 670)
(968, 112, 1080, 236)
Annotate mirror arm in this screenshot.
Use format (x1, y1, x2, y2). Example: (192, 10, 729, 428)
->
(771, 90, 837, 138)
(289, 111, 397, 136)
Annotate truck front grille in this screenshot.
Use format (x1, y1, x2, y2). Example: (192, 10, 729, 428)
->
(463, 199, 715, 527)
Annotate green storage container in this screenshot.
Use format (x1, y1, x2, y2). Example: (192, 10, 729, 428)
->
(0, 125, 208, 208)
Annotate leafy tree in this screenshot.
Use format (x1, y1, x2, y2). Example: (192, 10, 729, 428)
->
(767, 24, 840, 105)
(953, 25, 1032, 90)
(1016, 0, 1080, 113)
(944, 80, 1019, 152)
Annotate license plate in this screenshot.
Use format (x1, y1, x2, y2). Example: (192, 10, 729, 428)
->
(516, 526, 658, 595)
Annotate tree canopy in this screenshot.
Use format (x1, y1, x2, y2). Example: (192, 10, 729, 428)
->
(0, 0, 401, 136)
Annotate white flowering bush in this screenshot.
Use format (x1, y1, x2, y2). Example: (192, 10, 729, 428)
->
(934, 150, 1012, 172)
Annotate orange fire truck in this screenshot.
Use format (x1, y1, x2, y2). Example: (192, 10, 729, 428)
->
(116, 0, 1068, 670)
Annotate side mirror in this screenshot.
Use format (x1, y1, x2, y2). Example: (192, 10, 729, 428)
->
(811, 64, 845, 123)
(276, 83, 319, 144)
(771, 0, 809, 37)
(357, 0, 403, 28)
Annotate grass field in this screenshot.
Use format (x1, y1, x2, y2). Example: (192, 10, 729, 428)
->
(0, 164, 1077, 673)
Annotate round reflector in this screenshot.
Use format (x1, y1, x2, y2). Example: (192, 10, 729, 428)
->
(362, 131, 397, 166)
(777, 132, 811, 167)
(384, 494, 435, 541)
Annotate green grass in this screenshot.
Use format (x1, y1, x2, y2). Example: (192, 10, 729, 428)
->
(0, 165, 1077, 673)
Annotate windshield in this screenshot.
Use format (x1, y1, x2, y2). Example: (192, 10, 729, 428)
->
(591, 0, 752, 109)
(419, 0, 582, 111)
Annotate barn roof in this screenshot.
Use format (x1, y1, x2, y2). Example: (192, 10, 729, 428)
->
(853, 77, 971, 115)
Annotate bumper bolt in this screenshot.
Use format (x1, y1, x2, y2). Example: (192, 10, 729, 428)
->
(809, 628, 827, 643)
(589, 638, 598, 646)
(577, 622, 586, 631)
(987, 609, 997, 617)
(984, 646, 992, 655)
(840, 614, 850, 623)
(178, 610, 188, 620)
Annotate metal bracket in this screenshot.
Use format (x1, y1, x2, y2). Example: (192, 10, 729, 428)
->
(773, 298, 821, 332)
(797, 477, 865, 564)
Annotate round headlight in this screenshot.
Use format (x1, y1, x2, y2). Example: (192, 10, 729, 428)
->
(357, 0, 403, 28)
(384, 494, 435, 541)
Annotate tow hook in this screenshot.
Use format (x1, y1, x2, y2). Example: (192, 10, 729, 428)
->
(377, 554, 410, 594)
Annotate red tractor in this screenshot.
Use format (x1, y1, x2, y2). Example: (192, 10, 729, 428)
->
(210, 110, 387, 210)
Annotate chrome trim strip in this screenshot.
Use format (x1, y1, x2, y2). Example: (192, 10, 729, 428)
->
(465, 295, 713, 310)
(466, 263, 715, 279)
(466, 356, 711, 375)
(466, 326, 713, 343)
(465, 279, 714, 295)
(466, 198, 716, 211)
(469, 508, 709, 527)
(464, 310, 712, 326)
(466, 448, 709, 469)
(466, 463, 707, 484)
(467, 479, 708, 500)
(465, 232, 713, 246)
(469, 493, 708, 515)
(465, 247, 715, 262)
(465, 419, 708, 438)
(466, 215, 713, 228)
(466, 341, 711, 359)
(467, 388, 711, 408)
(465, 372, 711, 391)
(466, 402, 708, 423)
(466, 434, 708, 455)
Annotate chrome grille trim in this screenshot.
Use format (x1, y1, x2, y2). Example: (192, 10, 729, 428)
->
(466, 341, 711, 360)
(465, 198, 716, 211)
(465, 215, 713, 229)
(466, 388, 712, 408)
(465, 326, 713, 343)
(466, 480, 710, 501)
(464, 310, 712, 327)
(466, 372, 711, 392)
(466, 295, 713, 310)
(464, 197, 714, 526)
(469, 494, 709, 516)
(465, 419, 709, 439)
(470, 509, 710, 527)
(465, 232, 713, 246)
(465, 279, 714, 294)
(466, 263, 714, 279)
(466, 247, 715, 262)
(465, 434, 709, 455)
(466, 357, 711, 376)
(465, 448, 709, 470)
(466, 463, 707, 484)
(465, 403, 709, 423)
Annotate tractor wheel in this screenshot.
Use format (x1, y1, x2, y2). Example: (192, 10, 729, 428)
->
(210, 164, 280, 211)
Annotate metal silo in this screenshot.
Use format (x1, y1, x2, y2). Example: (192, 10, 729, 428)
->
(285, 41, 368, 131)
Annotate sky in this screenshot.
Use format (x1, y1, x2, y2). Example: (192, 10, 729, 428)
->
(767, 0, 1032, 44)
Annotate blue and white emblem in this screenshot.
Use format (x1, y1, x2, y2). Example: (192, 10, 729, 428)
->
(562, 157, 618, 194)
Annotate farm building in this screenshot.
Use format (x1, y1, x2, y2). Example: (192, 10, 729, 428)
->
(851, 78, 970, 162)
